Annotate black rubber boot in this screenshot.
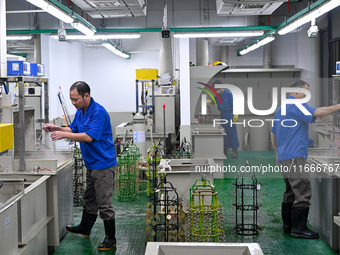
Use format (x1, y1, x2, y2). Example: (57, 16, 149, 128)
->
(232, 148, 238, 158)
(282, 202, 293, 233)
(98, 219, 116, 251)
(291, 206, 319, 239)
(66, 210, 97, 237)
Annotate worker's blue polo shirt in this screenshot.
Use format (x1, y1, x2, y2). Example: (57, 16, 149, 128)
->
(69, 98, 117, 170)
(216, 89, 233, 112)
(271, 96, 317, 161)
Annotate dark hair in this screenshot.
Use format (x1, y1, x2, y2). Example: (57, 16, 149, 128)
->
(290, 80, 310, 88)
(70, 81, 91, 97)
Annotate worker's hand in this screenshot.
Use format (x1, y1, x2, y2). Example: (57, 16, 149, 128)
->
(51, 131, 65, 141)
(43, 123, 57, 132)
(206, 99, 212, 105)
(233, 115, 239, 122)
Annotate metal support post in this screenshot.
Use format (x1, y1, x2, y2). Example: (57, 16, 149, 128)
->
(19, 80, 26, 171)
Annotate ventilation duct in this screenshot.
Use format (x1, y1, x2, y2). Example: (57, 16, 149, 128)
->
(216, 0, 287, 15)
(72, 0, 146, 19)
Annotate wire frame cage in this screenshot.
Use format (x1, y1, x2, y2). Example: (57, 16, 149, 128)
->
(187, 176, 225, 243)
(146, 143, 163, 201)
(232, 170, 263, 235)
(175, 137, 193, 159)
(115, 142, 141, 201)
(145, 176, 186, 242)
(72, 144, 86, 206)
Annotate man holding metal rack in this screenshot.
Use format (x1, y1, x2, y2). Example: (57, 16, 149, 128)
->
(43, 81, 117, 251)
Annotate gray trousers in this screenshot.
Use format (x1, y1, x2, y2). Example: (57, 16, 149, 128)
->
(279, 158, 311, 207)
(83, 166, 116, 220)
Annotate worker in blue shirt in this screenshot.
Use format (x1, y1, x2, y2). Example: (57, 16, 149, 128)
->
(215, 80, 239, 158)
(43, 81, 117, 251)
(271, 80, 340, 239)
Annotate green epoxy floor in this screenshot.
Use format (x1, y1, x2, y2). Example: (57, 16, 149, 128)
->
(53, 151, 337, 255)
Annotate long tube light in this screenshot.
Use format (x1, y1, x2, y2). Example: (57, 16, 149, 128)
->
(278, 0, 340, 35)
(102, 41, 130, 59)
(6, 35, 32, 40)
(71, 21, 95, 36)
(173, 31, 264, 38)
(50, 33, 141, 40)
(26, 0, 74, 23)
(239, 35, 275, 55)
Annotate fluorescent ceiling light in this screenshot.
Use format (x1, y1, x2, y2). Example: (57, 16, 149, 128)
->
(71, 21, 96, 36)
(26, 0, 74, 23)
(50, 33, 141, 40)
(173, 31, 264, 38)
(278, 0, 340, 35)
(239, 36, 275, 55)
(6, 35, 33, 40)
(102, 42, 130, 59)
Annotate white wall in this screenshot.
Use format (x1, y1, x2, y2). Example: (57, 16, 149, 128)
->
(41, 35, 83, 119)
(82, 33, 160, 113)
(41, 33, 160, 119)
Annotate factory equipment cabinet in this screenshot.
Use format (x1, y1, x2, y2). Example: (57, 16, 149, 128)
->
(0, 76, 74, 253)
(308, 75, 340, 252)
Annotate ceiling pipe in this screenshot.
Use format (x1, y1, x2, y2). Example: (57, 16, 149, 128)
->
(159, 33, 173, 78)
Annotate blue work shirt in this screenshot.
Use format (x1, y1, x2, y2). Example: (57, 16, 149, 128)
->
(69, 98, 117, 170)
(216, 89, 233, 112)
(271, 96, 317, 161)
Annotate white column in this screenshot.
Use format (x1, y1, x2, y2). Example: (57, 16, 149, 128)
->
(179, 38, 191, 143)
(0, 0, 7, 78)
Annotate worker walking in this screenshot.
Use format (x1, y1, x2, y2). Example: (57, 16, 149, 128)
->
(43, 81, 117, 251)
(215, 80, 239, 158)
(271, 80, 340, 239)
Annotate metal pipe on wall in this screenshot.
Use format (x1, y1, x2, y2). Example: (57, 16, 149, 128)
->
(263, 43, 272, 68)
(34, 34, 42, 64)
(220, 46, 228, 65)
(159, 34, 173, 77)
(314, 34, 321, 108)
(19, 80, 26, 171)
(196, 38, 209, 66)
(0, 0, 7, 78)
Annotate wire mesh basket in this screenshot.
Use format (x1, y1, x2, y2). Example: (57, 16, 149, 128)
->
(232, 164, 263, 235)
(115, 141, 141, 201)
(187, 176, 225, 242)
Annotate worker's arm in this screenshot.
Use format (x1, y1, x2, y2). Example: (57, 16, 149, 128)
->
(43, 123, 72, 133)
(51, 131, 93, 143)
(313, 104, 340, 118)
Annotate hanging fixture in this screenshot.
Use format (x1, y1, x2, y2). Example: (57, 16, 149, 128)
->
(238, 34, 275, 55)
(50, 33, 141, 40)
(278, 0, 340, 35)
(26, 0, 97, 36)
(102, 40, 130, 59)
(26, 0, 74, 23)
(173, 31, 264, 38)
(6, 35, 32, 40)
(71, 21, 96, 36)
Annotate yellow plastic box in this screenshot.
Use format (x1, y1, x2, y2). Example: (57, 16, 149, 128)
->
(0, 123, 13, 152)
(136, 69, 158, 80)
